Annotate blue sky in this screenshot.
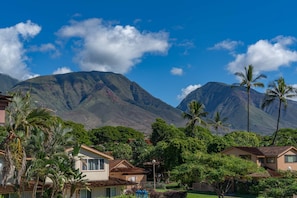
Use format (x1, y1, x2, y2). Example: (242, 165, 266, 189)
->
(1, 1, 297, 107)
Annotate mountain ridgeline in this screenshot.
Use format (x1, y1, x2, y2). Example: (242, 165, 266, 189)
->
(177, 82, 297, 134)
(0, 73, 19, 93)
(1, 72, 297, 135)
(8, 71, 185, 134)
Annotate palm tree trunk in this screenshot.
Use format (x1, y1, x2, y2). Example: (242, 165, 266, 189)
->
(272, 99, 282, 145)
(247, 89, 250, 132)
(32, 175, 39, 198)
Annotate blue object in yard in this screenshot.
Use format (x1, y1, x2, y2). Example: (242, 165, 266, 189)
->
(136, 189, 148, 198)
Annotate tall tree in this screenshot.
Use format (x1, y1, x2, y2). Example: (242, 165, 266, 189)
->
(261, 77, 297, 145)
(150, 118, 185, 146)
(223, 131, 261, 147)
(234, 65, 266, 132)
(26, 122, 82, 198)
(1, 91, 53, 191)
(182, 100, 208, 137)
(172, 152, 262, 198)
(208, 111, 230, 135)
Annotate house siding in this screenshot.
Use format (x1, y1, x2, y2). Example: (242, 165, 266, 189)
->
(109, 160, 147, 190)
(72, 187, 122, 198)
(75, 149, 110, 181)
(0, 108, 5, 125)
(222, 146, 297, 172)
(264, 157, 277, 170)
(222, 148, 260, 165)
(277, 150, 297, 171)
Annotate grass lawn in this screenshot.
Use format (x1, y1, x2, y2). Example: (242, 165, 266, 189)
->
(160, 183, 259, 198)
(156, 189, 258, 198)
(187, 191, 258, 198)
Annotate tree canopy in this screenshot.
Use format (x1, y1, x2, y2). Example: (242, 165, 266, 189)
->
(172, 152, 263, 198)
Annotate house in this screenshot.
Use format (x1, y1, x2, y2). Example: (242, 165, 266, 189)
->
(0, 93, 11, 125)
(0, 145, 138, 198)
(192, 146, 297, 193)
(68, 145, 138, 197)
(221, 146, 297, 172)
(109, 159, 147, 190)
(0, 93, 145, 197)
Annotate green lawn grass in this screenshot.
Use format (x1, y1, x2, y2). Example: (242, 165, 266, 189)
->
(187, 191, 258, 198)
(154, 189, 259, 198)
(161, 182, 259, 198)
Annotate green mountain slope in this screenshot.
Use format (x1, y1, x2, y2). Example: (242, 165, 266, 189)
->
(11, 71, 185, 134)
(4, 72, 297, 135)
(0, 73, 19, 93)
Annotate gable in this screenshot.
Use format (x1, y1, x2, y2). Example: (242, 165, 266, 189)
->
(110, 160, 134, 170)
(67, 145, 114, 160)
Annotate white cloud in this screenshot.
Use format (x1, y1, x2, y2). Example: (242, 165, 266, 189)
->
(177, 84, 201, 100)
(57, 18, 169, 74)
(53, 67, 73, 75)
(227, 36, 297, 74)
(0, 20, 41, 80)
(209, 39, 243, 51)
(29, 43, 60, 58)
(170, 67, 183, 76)
(15, 20, 41, 39)
(30, 43, 55, 52)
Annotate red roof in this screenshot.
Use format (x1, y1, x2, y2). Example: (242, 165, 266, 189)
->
(258, 146, 294, 157)
(233, 146, 264, 156)
(110, 159, 148, 175)
(225, 146, 296, 157)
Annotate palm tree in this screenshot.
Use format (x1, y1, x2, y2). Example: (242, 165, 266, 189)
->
(1, 92, 53, 191)
(261, 77, 297, 145)
(234, 65, 266, 132)
(208, 111, 230, 135)
(182, 100, 208, 137)
(26, 123, 80, 197)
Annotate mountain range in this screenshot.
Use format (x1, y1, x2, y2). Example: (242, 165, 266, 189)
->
(3, 72, 185, 134)
(177, 82, 297, 135)
(1, 71, 297, 135)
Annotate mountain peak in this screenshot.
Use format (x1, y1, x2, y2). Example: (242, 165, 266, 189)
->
(10, 71, 185, 134)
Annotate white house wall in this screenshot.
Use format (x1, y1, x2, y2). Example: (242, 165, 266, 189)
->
(71, 186, 122, 198)
(74, 148, 110, 181)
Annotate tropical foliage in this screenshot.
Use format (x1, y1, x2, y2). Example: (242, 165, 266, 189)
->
(182, 100, 208, 137)
(2, 69, 297, 197)
(208, 111, 229, 135)
(233, 64, 266, 132)
(171, 152, 262, 198)
(262, 77, 297, 145)
(0, 92, 84, 197)
(252, 171, 297, 197)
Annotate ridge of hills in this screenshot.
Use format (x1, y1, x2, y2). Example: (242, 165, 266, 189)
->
(177, 82, 297, 135)
(7, 71, 185, 134)
(1, 72, 297, 135)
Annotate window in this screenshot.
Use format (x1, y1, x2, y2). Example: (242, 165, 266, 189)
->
(258, 158, 264, 164)
(80, 189, 91, 198)
(285, 155, 297, 163)
(82, 158, 104, 170)
(266, 157, 275, 163)
(129, 176, 136, 182)
(239, 155, 251, 160)
(106, 187, 117, 197)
